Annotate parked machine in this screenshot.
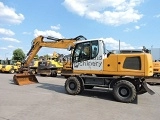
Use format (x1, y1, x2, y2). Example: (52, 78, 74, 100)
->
(37, 52, 63, 77)
(153, 60, 160, 77)
(1, 60, 21, 73)
(145, 60, 160, 84)
(63, 39, 155, 103)
(29, 57, 39, 74)
(0, 60, 5, 72)
(13, 35, 155, 103)
(13, 35, 86, 85)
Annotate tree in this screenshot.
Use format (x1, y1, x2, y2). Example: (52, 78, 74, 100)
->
(43, 54, 50, 59)
(12, 48, 25, 61)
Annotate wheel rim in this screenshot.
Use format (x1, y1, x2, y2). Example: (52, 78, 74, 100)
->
(118, 87, 130, 97)
(69, 82, 76, 90)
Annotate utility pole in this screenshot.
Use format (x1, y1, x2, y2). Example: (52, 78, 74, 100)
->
(151, 45, 153, 54)
(5, 53, 9, 59)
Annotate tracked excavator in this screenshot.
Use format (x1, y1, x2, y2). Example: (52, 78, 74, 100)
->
(37, 52, 63, 77)
(13, 35, 86, 85)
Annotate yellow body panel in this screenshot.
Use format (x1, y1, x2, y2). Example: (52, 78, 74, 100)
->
(153, 61, 160, 74)
(1, 61, 21, 73)
(73, 53, 153, 77)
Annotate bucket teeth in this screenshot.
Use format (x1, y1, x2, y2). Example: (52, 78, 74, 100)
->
(13, 74, 38, 85)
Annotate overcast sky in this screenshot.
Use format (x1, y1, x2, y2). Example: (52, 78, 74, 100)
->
(0, 0, 160, 59)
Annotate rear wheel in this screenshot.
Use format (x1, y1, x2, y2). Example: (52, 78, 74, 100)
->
(65, 77, 83, 95)
(113, 80, 136, 103)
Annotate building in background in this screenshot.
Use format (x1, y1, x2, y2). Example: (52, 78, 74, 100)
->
(150, 48, 160, 61)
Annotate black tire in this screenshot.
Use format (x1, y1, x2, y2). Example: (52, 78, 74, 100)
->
(9, 69, 15, 74)
(84, 85, 94, 89)
(51, 70, 57, 77)
(113, 80, 136, 103)
(65, 77, 83, 95)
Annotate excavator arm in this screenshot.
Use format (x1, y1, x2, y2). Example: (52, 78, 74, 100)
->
(13, 35, 86, 85)
(23, 35, 86, 67)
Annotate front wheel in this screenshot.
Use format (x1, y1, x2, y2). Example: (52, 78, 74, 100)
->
(65, 77, 83, 95)
(113, 80, 136, 103)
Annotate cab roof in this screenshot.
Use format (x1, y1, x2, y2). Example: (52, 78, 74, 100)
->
(74, 39, 102, 44)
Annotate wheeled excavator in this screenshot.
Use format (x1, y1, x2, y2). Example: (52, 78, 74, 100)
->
(63, 39, 155, 103)
(13, 35, 86, 85)
(13, 36, 155, 103)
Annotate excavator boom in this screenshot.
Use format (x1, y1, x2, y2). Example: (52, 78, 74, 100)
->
(13, 35, 86, 85)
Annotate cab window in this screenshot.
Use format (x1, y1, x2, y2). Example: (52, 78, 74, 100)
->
(91, 40, 99, 59)
(73, 42, 90, 62)
(73, 40, 99, 62)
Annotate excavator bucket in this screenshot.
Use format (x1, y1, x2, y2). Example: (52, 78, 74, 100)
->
(13, 74, 39, 85)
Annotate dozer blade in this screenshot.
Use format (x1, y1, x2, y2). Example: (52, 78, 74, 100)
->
(13, 74, 39, 85)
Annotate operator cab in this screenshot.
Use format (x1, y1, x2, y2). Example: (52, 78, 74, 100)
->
(72, 39, 106, 71)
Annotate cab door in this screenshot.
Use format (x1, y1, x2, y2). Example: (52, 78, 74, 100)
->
(72, 41, 91, 71)
(72, 40, 104, 72)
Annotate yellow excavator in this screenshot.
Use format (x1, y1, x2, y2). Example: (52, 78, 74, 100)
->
(1, 59, 21, 73)
(62, 39, 155, 103)
(145, 60, 160, 84)
(13, 35, 86, 85)
(0, 60, 5, 72)
(153, 60, 160, 77)
(37, 52, 63, 77)
(29, 57, 39, 74)
(13, 35, 155, 103)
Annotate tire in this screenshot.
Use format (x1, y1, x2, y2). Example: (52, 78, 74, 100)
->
(84, 85, 94, 89)
(113, 80, 136, 103)
(65, 77, 83, 95)
(51, 70, 57, 77)
(9, 69, 15, 74)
